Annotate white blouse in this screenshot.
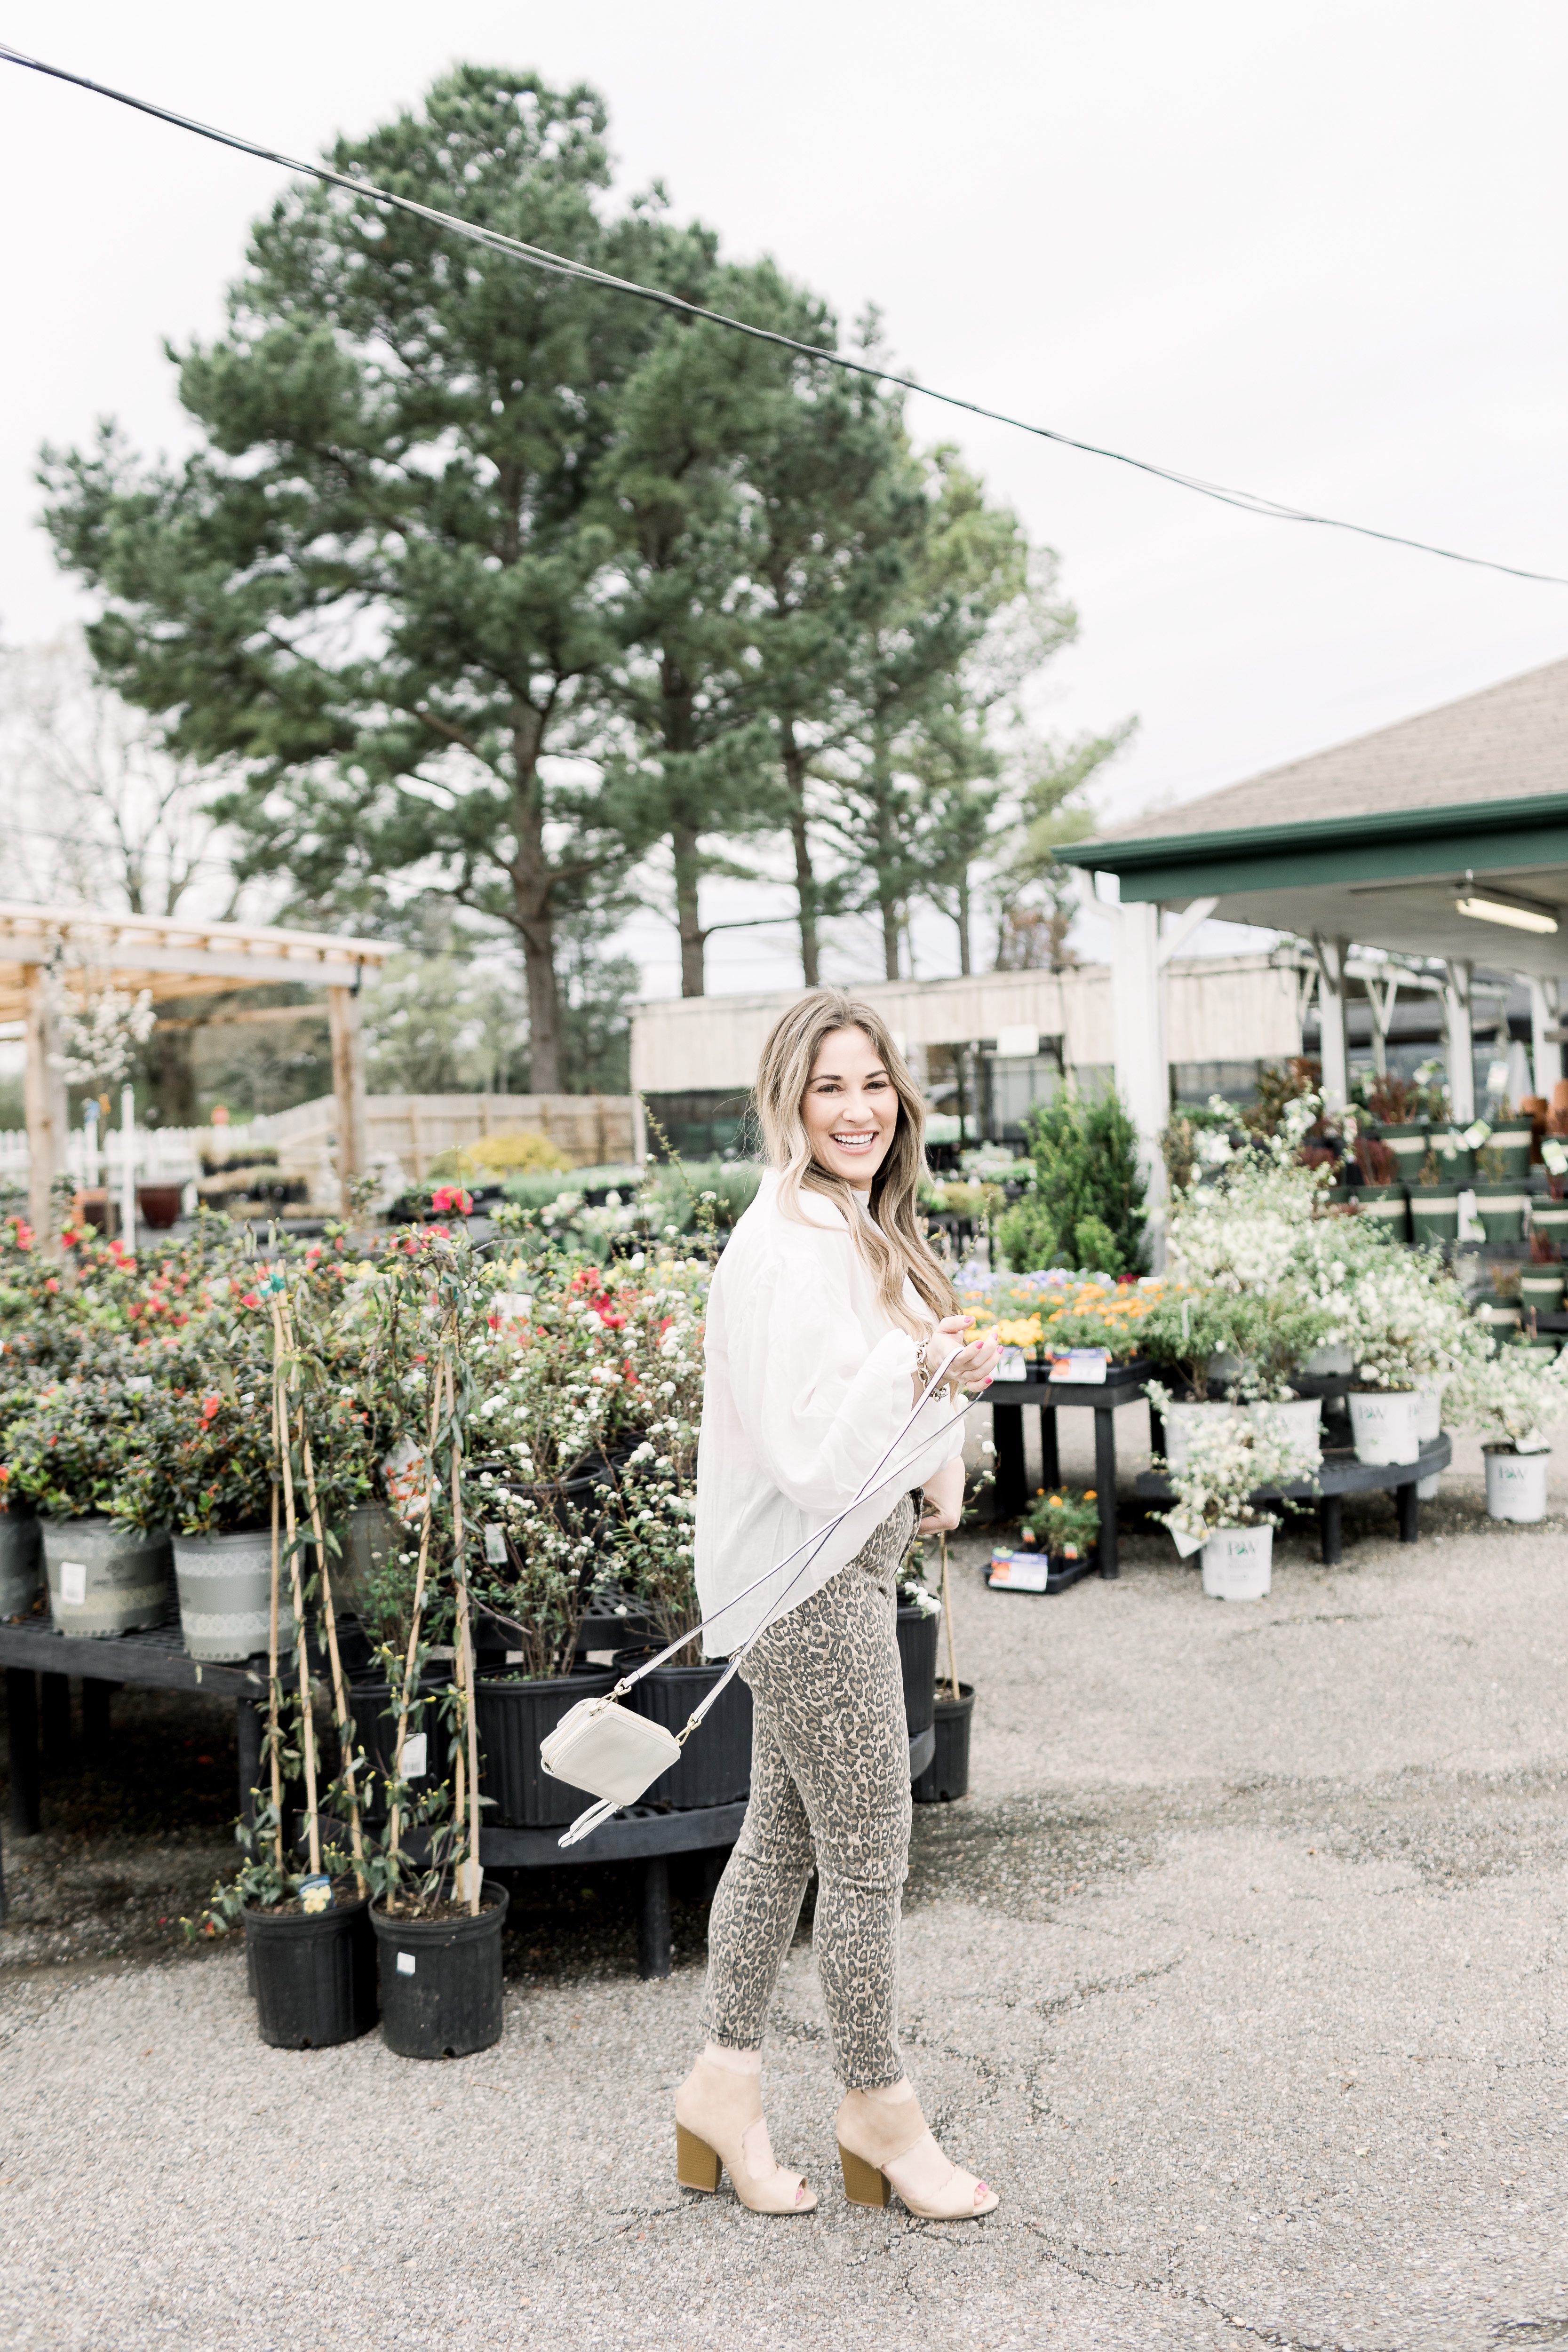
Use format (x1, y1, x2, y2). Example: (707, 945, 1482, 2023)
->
(694, 1168, 966, 1656)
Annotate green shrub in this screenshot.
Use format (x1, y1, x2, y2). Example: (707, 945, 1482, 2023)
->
(1000, 1090, 1148, 1272)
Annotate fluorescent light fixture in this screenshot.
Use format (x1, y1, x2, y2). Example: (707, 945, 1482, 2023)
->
(1454, 891, 1559, 935)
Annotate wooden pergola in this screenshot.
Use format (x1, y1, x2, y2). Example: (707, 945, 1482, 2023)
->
(1, 902, 387, 1232)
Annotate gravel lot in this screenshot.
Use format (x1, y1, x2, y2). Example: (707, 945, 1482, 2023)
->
(3, 1414, 1567, 2351)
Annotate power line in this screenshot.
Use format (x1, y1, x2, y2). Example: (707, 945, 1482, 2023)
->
(3, 38, 1566, 590)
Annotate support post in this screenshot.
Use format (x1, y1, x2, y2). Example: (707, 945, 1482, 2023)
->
(24, 967, 69, 1248)
(1443, 959, 1475, 1124)
(327, 982, 369, 1221)
(1311, 936, 1351, 1112)
(1101, 885, 1169, 1251)
(81, 1678, 114, 1764)
(1093, 1408, 1119, 1579)
(638, 1854, 672, 1980)
(1528, 978, 1562, 1097)
(6, 1669, 41, 1836)
(40, 1673, 71, 1772)
(236, 1696, 264, 1827)
(119, 1083, 137, 1246)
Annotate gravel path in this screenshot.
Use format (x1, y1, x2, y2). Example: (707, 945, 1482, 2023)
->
(2, 1436, 1567, 2351)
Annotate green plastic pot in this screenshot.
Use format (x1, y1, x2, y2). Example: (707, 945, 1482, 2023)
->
(1321, 1184, 1355, 1206)
(1408, 1189, 1462, 1244)
(1511, 1331, 1562, 1356)
(1435, 1134, 1476, 1183)
(1489, 1123, 1534, 1180)
(1351, 1183, 1409, 1241)
(1377, 1123, 1431, 1182)
(1530, 1201, 1568, 1246)
(1472, 1182, 1528, 1244)
(1473, 1292, 1522, 1330)
(1519, 1267, 1566, 1311)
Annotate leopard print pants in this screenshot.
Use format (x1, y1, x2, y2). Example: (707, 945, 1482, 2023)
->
(700, 1494, 916, 2090)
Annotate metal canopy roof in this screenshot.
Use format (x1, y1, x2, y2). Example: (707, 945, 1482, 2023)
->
(0, 901, 387, 1025)
(1057, 652, 1568, 974)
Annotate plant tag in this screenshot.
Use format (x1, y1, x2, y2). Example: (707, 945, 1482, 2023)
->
(995, 1346, 1028, 1381)
(396, 1951, 416, 1976)
(1464, 1119, 1492, 1148)
(60, 1561, 88, 1605)
(484, 1524, 507, 1565)
(1544, 1140, 1568, 1175)
(298, 1874, 334, 1915)
(400, 1733, 428, 1780)
(1050, 1348, 1108, 1384)
(987, 1551, 1050, 1591)
(492, 1291, 533, 1325)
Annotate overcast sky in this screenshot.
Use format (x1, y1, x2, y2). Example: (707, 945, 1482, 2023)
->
(1, 1, 1564, 995)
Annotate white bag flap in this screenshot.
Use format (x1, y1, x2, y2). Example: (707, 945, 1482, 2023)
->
(540, 1696, 682, 1805)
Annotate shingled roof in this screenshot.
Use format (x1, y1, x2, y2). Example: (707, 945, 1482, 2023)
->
(1101, 652, 1568, 843)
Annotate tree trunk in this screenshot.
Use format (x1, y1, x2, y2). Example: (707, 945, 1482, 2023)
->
(509, 709, 563, 1094)
(873, 733, 901, 982)
(956, 869, 972, 977)
(781, 726, 820, 987)
(672, 822, 706, 997)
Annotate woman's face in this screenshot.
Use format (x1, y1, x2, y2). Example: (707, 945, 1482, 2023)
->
(802, 1025, 899, 1193)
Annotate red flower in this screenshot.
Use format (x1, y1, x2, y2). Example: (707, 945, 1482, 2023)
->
(430, 1186, 472, 1216)
(44, 1277, 59, 1294)
(200, 1394, 222, 1422)
(239, 1291, 261, 1309)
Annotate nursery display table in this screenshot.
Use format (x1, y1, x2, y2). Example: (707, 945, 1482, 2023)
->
(988, 1356, 1156, 1574)
(1134, 1433, 1452, 1566)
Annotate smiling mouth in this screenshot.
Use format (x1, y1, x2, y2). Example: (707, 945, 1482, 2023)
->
(831, 1131, 877, 1151)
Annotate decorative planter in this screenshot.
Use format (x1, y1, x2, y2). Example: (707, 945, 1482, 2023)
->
(1347, 1390, 1422, 1466)
(1161, 1398, 1234, 1469)
(173, 1526, 294, 1663)
(1377, 1124, 1431, 1183)
(913, 1683, 974, 1804)
(1489, 1123, 1534, 1180)
(1519, 1268, 1566, 1312)
(625, 1659, 753, 1809)
(1484, 1444, 1549, 1523)
(1529, 1201, 1568, 1250)
(40, 1516, 174, 1637)
(135, 1183, 184, 1230)
(895, 1603, 939, 1742)
(1200, 1525, 1273, 1601)
(1473, 1293, 1522, 1331)
(1350, 1183, 1409, 1240)
(0, 1510, 43, 1618)
(244, 1894, 378, 2049)
(1244, 1394, 1322, 1461)
(1414, 1388, 1445, 1501)
(1472, 1183, 1528, 1245)
(372, 1880, 509, 2060)
(474, 1668, 617, 1828)
(1409, 1189, 1463, 1245)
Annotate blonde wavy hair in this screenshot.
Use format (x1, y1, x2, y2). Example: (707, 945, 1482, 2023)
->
(754, 989, 955, 1338)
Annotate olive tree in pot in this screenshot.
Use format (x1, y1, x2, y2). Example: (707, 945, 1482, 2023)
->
(6, 1358, 175, 1634)
(1154, 1413, 1321, 1601)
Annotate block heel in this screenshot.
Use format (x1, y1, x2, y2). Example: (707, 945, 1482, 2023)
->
(838, 2143, 891, 2207)
(677, 2122, 722, 2193)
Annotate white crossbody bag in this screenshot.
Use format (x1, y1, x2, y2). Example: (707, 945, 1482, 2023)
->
(540, 1349, 974, 1847)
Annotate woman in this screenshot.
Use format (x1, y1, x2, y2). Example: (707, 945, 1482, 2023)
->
(676, 990, 1001, 2219)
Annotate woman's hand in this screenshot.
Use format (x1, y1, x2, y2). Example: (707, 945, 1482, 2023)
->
(923, 1313, 1001, 1398)
(918, 1454, 965, 1534)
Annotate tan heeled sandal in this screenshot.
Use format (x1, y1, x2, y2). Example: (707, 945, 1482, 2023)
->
(836, 2088, 998, 2219)
(674, 2057, 816, 2215)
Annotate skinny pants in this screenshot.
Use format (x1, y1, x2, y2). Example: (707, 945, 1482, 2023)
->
(700, 1494, 915, 2090)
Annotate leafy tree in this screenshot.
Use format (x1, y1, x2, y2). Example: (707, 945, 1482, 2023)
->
(39, 68, 713, 1091)
(992, 721, 1135, 970)
(996, 1089, 1148, 1273)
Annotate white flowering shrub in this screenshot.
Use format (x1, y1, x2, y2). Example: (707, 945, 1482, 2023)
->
(1448, 1340, 1568, 1453)
(1155, 1411, 1322, 1552)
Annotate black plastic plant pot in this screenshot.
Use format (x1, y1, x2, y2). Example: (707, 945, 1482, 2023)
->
(244, 1896, 378, 2050)
(372, 1880, 509, 2060)
(345, 1678, 448, 1822)
(474, 1668, 616, 1828)
(625, 1660, 753, 1809)
(913, 1683, 974, 1805)
(896, 1605, 939, 1739)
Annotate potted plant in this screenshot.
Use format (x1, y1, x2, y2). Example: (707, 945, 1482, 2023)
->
(194, 1812, 378, 2050)
(1213, 1287, 1335, 1459)
(1488, 1106, 1535, 1181)
(1472, 1145, 1528, 1245)
(1345, 1131, 1407, 1240)
(1342, 1253, 1466, 1466)
(1139, 1289, 1236, 1466)
(914, 1533, 973, 1804)
(1519, 1236, 1566, 1316)
(1455, 1341, 1568, 1523)
(1016, 1484, 1099, 1577)
(1154, 1413, 1320, 1600)
(896, 1549, 941, 1760)
(1365, 1073, 1432, 1187)
(1533, 1139, 1568, 1249)
(1409, 1149, 1465, 1246)
(4, 1358, 176, 1635)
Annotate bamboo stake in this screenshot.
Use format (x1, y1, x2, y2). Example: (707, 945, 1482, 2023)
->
(384, 1356, 446, 1904)
(266, 1405, 284, 1871)
(276, 1287, 366, 1895)
(446, 1347, 483, 1916)
(271, 1343, 321, 1877)
(939, 1532, 961, 1702)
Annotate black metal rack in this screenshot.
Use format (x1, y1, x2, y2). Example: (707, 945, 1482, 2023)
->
(987, 1356, 1157, 1572)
